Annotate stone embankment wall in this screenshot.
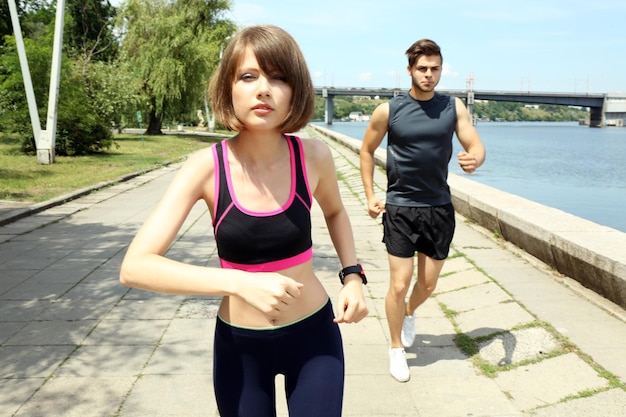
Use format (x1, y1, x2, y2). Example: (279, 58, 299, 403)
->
(309, 124, 626, 309)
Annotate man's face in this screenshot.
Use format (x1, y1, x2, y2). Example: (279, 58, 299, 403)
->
(407, 55, 442, 93)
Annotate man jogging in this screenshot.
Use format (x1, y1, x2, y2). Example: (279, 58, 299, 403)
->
(360, 38, 485, 382)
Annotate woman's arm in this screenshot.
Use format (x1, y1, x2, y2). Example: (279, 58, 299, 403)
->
(119, 149, 303, 319)
(305, 139, 369, 323)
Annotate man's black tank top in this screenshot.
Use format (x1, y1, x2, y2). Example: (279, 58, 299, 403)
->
(386, 91, 457, 207)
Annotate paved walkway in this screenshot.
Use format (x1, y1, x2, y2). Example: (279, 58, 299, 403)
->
(1, 129, 625, 416)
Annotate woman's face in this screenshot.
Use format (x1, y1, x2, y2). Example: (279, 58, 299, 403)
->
(231, 47, 293, 132)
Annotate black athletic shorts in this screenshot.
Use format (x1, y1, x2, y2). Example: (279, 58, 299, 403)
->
(382, 203, 455, 260)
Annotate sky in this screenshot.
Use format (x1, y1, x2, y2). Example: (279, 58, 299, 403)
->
(224, 0, 626, 94)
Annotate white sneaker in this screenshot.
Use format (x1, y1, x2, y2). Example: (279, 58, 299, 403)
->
(388, 347, 410, 382)
(401, 313, 416, 348)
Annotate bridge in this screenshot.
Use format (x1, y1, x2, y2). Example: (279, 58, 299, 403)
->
(315, 87, 626, 127)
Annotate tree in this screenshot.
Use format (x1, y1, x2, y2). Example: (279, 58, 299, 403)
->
(116, 0, 235, 134)
(83, 58, 144, 131)
(65, 0, 119, 64)
(0, 2, 116, 155)
(0, 0, 19, 46)
(0, 36, 51, 138)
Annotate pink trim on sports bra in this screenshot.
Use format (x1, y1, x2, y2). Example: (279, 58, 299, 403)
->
(219, 247, 313, 272)
(212, 136, 313, 220)
(222, 137, 298, 216)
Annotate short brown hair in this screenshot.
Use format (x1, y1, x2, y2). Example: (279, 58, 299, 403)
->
(209, 25, 315, 133)
(405, 39, 442, 68)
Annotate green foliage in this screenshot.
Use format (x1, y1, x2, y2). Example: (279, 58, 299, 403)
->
(53, 63, 115, 155)
(82, 58, 144, 131)
(0, 24, 114, 155)
(473, 101, 588, 122)
(0, 0, 18, 45)
(15, 0, 56, 39)
(65, 0, 119, 62)
(0, 36, 52, 134)
(116, 0, 235, 133)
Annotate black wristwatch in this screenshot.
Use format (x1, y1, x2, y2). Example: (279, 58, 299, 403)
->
(339, 263, 367, 285)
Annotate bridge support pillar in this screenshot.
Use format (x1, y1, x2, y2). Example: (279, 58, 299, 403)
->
(589, 106, 603, 127)
(323, 89, 333, 125)
(466, 91, 476, 125)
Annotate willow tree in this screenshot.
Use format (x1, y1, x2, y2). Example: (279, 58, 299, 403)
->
(117, 0, 235, 134)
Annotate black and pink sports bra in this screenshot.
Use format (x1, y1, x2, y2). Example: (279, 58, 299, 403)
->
(211, 135, 313, 272)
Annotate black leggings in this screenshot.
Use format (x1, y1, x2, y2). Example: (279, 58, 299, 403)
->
(213, 299, 344, 417)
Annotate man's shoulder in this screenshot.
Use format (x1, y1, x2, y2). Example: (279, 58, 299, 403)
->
(388, 91, 410, 114)
(390, 90, 410, 101)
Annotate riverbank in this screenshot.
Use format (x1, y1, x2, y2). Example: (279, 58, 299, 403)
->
(309, 123, 626, 310)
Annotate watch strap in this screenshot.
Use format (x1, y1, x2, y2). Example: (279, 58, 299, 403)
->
(339, 263, 367, 285)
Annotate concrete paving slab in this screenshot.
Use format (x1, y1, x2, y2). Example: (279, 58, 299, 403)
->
(343, 374, 419, 416)
(343, 344, 388, 376)
(175, 298, 222, 319)
(410, 346, 475, 376)
(339, 315, 386, 345)
(119, 374, 216, 417)
(14, 376, 135, 417)
(455, 301, 537, 338)
(2, 282, 74, 300)
(5, 319, 96, 345)
(56, 344, 155, 377)
(411, 317, 457, 347)
(25, 267, 95, 284)
(0, 321, 25, 344)
(437, 281, 513, 312)
(105, 297, 182, 320)
(37, 298, 116, 320)
(0, 345, 75, 378)
(406, 375, 521, 417)
(144, 342, 213, 375)
(478, 326, 560, 366)
(414, 297, 447, 319)
(159, 318, 215, 344)
(494, 353, 608, 411)
(59, 280, 129, 301)
(0, 299, 49, 321)
(436, 268, 490, 293)
(530, 387, 626, 417)
(82, 319, 169, 345)
(439, 255, 475, 275)
(0, 377, 46, 417)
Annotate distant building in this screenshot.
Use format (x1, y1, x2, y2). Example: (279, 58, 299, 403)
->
(348, 111, 370, 122)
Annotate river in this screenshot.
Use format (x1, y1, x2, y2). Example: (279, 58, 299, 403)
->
(311, 121, 626, 234)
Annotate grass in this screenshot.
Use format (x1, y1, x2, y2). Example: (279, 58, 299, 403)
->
(0, 131, 230, 203)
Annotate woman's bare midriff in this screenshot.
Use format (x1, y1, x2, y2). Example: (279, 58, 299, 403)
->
(217, 261, 329, 328)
